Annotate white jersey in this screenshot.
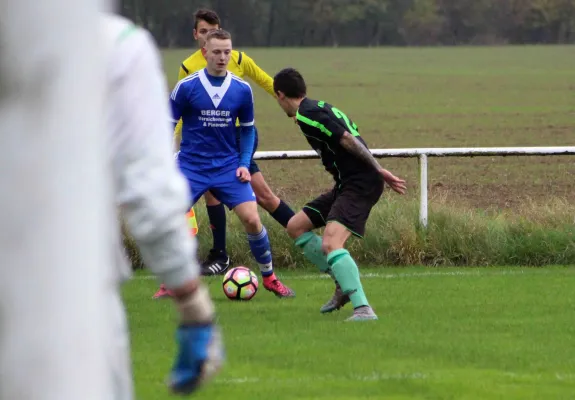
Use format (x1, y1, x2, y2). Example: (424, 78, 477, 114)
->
(0, 8, 200, 399)
(102, 14, 200, 288)
(0, 1, 116, 399)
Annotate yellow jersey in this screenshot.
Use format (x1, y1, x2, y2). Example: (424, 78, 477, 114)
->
(173, 49, 274, 147)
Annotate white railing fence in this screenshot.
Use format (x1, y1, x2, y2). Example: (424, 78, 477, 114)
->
(254, 146, 575, 228)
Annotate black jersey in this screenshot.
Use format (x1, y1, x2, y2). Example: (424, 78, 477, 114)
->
(295, 97, 377, 185)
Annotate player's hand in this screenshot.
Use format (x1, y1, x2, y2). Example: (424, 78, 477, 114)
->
(169, 325, 223, 395)
(379, 168, 407, 195)
(236, 166, 251, 182)
(168, 283, 224, 395)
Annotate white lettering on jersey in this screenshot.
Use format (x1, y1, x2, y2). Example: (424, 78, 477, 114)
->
(198, 109, 234, 127)
(200, 110, 230, 117)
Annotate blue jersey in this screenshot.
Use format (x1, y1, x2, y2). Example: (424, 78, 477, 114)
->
(170, 68, 255, 172)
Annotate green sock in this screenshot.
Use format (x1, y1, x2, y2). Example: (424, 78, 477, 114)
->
(327, 249, 369, 309)
(294, 232, 330, 273)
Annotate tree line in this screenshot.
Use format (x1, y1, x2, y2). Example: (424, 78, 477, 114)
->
(120, 0, 575, 47)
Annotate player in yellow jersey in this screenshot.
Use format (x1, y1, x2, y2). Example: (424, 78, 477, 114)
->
(167, 9, 295, 281)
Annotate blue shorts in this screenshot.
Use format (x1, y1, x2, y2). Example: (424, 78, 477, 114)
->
(181, 165, 256, 210)
(235, 126, 260, 174)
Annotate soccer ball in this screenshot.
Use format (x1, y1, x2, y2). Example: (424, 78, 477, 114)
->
(222, 266, 259, 301)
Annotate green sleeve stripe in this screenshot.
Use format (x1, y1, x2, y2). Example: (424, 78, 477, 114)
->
(117, 24, 138, 43)
(314, 101, 360, 137)
(296, 111, 334, 137)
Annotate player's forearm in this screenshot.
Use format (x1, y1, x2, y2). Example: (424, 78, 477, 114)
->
(238, 125, 256, 167)
(118, 153, 200, 287)
(243, 57, 275, 97)
(339, 132, 382, 172)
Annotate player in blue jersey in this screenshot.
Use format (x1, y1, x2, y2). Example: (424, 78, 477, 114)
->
(170, 29, 295, 298)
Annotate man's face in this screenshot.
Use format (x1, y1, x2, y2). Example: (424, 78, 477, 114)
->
(276, 92, 295, 117)
(203, 38, 232, 74)
(194, 20, 219, 47)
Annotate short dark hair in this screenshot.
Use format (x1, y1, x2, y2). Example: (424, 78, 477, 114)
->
(206, 29, 232, 42)
(273, 68, 307, 98)
(194, 8, 221, 29)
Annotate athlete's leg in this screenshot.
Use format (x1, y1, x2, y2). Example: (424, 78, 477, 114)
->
(204, 192, 226, 254)
(201, 191, 230, 276)
(288, 195, 351, 314)
(289, 190, 334, 274)
(321, 222, 375, 321)
(232, 201, 294, 298)
(211, 169, 295, 298)
(251, 172, 280, 212)
(238, 125, 295, 228)
(287, 211, 330, 274)
(250, 170, 295, 228)
(232, 200, 263, 235)
(320, 180, 384, 321)
(247, 127, 295, 228)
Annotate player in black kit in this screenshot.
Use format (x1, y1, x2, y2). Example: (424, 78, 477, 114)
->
(273, 68, 407, 321)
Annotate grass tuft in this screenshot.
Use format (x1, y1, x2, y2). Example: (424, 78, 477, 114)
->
(125, 195, 575, 270)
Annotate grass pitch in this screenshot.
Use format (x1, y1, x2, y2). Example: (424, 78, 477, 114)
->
(122, 46, 575, 398)
(126, 266, 575, 399)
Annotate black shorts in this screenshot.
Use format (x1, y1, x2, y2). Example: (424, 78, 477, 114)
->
(235, 126, 260, 174)
(303, 176, 384, 238)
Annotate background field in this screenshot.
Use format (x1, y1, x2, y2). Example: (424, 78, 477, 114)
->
(162, 45, 575, 210)
(123, 46, 575, 400)
(123, 45, 575, 268)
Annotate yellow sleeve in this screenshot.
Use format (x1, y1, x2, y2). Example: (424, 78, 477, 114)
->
(239, 52, 276, 98)
(173, 121, 183, 152)
(178, 63, 189, 81)
(173, 63, 190, 151)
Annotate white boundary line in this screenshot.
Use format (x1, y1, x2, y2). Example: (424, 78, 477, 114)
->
(134, 268, 566, 282)
(214, 371, 575, 385)
(215, 372, 430, 385)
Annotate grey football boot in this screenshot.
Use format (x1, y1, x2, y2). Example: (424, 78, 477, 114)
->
(320, 283, 351, 314)
(346, 305, 378, 321)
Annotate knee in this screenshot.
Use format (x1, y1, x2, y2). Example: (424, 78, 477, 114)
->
(255, 188, 279, 212)
(286, 218, 305, 239)
(321, 237, 340, 255)
(240, 211, 261, 232)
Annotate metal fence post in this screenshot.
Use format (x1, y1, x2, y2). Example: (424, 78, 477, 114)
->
(419, 154, 428, 228)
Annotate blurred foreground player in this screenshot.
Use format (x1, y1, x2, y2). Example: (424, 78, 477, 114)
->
(0, 1, 114, 399)
(0, 4, 222, 398)
(273, 68, 407, 321)
(102, 14, 223, 396)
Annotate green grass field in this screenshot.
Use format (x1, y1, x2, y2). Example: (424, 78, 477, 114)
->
(124, 46, 575, 399)
(126, 267, 575, 399)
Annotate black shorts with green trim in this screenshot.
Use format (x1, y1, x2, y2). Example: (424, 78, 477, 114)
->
(302, 176, 384, 238)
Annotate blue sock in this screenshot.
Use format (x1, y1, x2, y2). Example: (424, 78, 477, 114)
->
(247, 226, 274, 277)
(269, 199, 295, 228)
(207, 204, 227, 253)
